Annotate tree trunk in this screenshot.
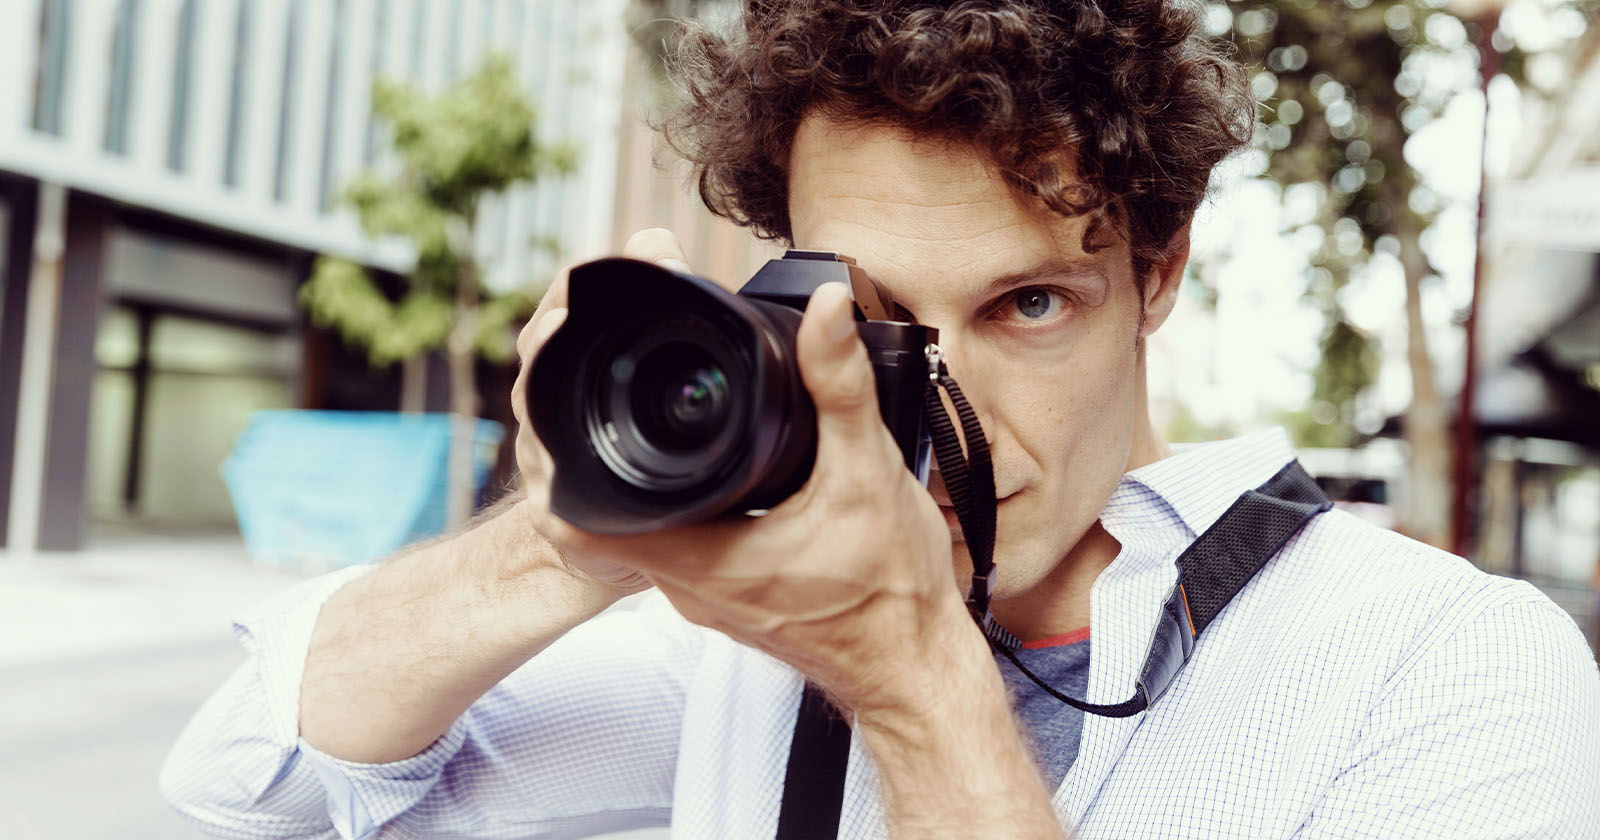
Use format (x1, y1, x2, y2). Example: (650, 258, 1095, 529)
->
(1395, 217, 1452, 549)
(446, 265, 481, 530)
(400, 356, 428, 414)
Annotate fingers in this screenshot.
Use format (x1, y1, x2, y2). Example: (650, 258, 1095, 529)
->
(623, 228, 692, 274)
(522, 224, 690, 361)
(519, 268, 570, 359)
(510, 307, 568, 452)
(796, 282, 889, 470)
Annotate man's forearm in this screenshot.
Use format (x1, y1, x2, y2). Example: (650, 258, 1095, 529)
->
(298, 496, 625, 763)
(855, 622, 1069, 839)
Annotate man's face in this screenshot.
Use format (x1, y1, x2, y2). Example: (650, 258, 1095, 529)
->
(786, 114, 1176, 598)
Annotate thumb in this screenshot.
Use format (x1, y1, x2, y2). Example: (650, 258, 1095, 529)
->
(797, 282, 886, 462)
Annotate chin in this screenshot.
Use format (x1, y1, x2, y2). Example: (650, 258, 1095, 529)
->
(946, 532, 1052, 601)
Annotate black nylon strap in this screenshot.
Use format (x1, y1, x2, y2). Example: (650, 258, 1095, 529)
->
(1177, 461, 1329, 635)
(775, 683, 852, 840)
(923, 370, 996, 617)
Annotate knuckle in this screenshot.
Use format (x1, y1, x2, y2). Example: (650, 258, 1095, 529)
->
(815, 459, 876, 508)
(515, 316, 541, 359)
(535, 268, 569, 312)
(831, 359, 878, 410)
(509, 368, 530, 419)
(622, 228, 683, 262)
(514, 427, 545, 474)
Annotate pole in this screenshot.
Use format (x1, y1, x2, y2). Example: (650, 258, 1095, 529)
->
(1451, 9, 1501, 558)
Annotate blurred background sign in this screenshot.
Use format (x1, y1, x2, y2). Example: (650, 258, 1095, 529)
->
(1489, 166, 1600, 250)
(223, 411, 504, 569)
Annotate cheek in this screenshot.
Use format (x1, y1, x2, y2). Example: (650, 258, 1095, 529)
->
(977, 316, 1142, 575)
(991, 315, 1141, 475)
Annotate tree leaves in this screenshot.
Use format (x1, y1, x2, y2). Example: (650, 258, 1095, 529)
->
(369, 56, 575, 215)
(303, 55, 574, 371)
(300, 257, 454, 367)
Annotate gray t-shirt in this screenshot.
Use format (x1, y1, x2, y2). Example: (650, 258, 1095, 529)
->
(996, 633, 1092, 791)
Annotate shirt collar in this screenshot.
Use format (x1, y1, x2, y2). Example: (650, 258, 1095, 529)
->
(1101, 428, 1297, 541)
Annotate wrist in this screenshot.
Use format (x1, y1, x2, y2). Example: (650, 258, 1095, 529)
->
(847, 598, 1000, 735)
(849, 606, 1062, 836)
(490, 499, 628, 613)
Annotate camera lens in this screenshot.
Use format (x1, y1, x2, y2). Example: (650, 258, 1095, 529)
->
(632, 345, 729, 452)
(530, 254, 935, 534)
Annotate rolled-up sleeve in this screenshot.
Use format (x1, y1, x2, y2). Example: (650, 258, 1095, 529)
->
(160, 565, 373, 838)
(161, 567, 704, 839)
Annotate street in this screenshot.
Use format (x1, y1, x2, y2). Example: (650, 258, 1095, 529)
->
(0, 640, 245, 839)
(0, 541, 667, 840)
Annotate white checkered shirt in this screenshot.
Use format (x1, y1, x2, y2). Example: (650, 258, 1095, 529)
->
(161, 429, 1600, 838)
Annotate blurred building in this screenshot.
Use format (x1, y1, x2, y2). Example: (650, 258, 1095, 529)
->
(1473, 31, 1600, 636)
(0, 0, 772, 554)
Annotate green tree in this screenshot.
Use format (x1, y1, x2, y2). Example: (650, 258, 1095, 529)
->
(300, 56, 576, 527)
(1213, 0, 1590, 547)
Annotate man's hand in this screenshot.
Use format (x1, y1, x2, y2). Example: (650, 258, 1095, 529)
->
(510, 228, 706, 597)
(516, 229, 966, 714)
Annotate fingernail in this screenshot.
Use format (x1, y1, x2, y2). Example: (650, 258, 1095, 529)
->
(827, 287, 857, 344)
(659, 258, 692, 275)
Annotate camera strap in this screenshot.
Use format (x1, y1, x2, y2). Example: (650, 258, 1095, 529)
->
(775, 348, 1331, 838)
(921, 349, 1003, 633)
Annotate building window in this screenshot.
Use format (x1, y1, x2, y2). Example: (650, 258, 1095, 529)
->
(31, 0, 71, 136)
(104, 0, 139, 154)
(223, 0, 252, 188)
(167, 0, 198, 172)
(273, 0, 301, 203)
(408, 0, 425, 82)
(318, 0, 347, 210)
(443, 2, 460, 80)
(364, 0, 386, 164)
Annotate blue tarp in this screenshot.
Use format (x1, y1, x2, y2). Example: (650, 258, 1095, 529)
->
(222, 411, 505, 569)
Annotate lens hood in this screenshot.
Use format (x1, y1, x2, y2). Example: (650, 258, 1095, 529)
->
(528, 258, 814, 534)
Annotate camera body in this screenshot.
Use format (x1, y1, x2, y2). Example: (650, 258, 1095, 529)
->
(528, 250, 935, 535)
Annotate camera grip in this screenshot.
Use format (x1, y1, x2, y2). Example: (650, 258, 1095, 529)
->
(857, 321, 936, 482)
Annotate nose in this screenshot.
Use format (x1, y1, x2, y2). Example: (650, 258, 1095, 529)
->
(926, 330, 994, 426)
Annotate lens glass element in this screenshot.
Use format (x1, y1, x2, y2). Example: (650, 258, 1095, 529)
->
(585, 314, 747, 495)
(631, 344, 729, 452)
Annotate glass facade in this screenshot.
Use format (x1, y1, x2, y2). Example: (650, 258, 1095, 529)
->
(165, 0, 197, 172)
(222, 0, 251, 188)
(103, 0, 138, 154)
(89, 306, 295, 529)
(30, 0, 70, 136)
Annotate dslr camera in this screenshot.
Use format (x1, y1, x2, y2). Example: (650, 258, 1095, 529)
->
(528, 250, 935, 535)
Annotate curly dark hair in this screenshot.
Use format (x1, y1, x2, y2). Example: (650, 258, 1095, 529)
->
(662, 0, 1253, 282)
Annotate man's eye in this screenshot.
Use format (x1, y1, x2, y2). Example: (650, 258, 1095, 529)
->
(1010, 288, 1062, 321)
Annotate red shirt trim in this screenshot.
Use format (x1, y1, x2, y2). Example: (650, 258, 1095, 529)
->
(1021, 626, 1091, 649)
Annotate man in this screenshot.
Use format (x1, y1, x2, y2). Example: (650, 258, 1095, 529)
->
(163, 2, 1600, 837)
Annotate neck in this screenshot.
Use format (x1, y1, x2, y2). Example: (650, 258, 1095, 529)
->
(991, 354, 1172, 641)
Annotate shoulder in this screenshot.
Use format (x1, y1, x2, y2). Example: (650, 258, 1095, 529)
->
(1244, 509, 1595, 692)
(1270, 509, 1545, 630)
(1261, 519, 1600, 836)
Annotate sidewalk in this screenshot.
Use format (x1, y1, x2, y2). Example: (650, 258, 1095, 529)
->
(0, 532, 319, 669)
(0, 532, 669, 840)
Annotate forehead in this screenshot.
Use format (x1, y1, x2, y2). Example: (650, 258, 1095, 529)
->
(785, 114, 1104, 296)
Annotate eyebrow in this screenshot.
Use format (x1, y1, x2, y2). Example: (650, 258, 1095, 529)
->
(970, 258, 1111, 306)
